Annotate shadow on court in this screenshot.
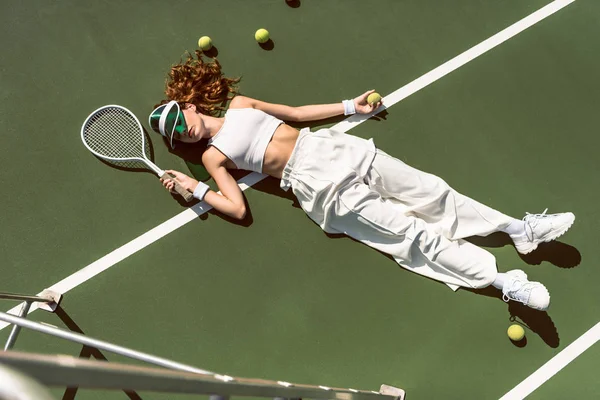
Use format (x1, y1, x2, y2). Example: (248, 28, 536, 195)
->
(467, 232, 582, 269)
(321, 232, 562, 348)
(252, 175, 302, 209)
(285, 0, 301, 8)
(55, 306, 143, 400)
(202, 175, 304, 226)
(259, 39, 275, 51)
(468, 286, 560, 348)
(202, 46, 219, 58)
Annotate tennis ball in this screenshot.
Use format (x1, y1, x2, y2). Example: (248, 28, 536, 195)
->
(367, 92, 382, 105)
(198, 36, 212, 51)
(507, 324, 525, 341)
(255, 28, 270, 44)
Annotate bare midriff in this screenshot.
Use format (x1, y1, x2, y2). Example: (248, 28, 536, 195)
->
(261, 123, 301, 179)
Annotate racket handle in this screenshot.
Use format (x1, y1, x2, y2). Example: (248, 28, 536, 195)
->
(161, 172, 195, 203)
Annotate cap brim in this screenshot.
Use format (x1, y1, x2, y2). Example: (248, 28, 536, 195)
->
(163, 101, 182, 149)
(149, 104, 166, 135)
(149, 103, 176, 148)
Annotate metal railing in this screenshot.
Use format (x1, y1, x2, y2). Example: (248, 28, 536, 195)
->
(0, 294, 406, 400)
(0, 290, 62, 351)
(0, 311, 212, 375)
(0, 350, 404, 400)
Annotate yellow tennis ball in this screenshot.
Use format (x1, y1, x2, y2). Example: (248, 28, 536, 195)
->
(507, 324, 525, 341)
(367, 92, 382, 105)
(255, 28, 270, 44)
(198, 36, 212, 51)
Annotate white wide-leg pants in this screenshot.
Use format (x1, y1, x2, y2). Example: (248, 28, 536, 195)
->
(281, 128, 514, 290)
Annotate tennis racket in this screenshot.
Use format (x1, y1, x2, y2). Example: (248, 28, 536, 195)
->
(81, 105, 194, 202)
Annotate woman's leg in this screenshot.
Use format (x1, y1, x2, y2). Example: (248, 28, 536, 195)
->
(365, 149, 516, 240)
(285, 131, 551, 309)
(330, 180, 498, 291)
(365, 150, 574, 254)
(328, 181, 551, 309)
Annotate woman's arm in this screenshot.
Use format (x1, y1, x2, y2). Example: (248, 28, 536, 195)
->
(161, 148, 246, 220)
(202, 149, 246, 219)
(231, 90, 382, 122)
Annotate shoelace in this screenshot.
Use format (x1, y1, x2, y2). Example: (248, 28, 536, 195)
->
(502, 278, 531, 304)
(522, 208, 549, 241)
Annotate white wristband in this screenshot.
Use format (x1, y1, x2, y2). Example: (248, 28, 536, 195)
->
(342, 99, 356, 115)
(193, 181, 210, 201)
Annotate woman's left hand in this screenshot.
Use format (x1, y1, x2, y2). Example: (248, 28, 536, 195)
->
(354, 89, 383, 114)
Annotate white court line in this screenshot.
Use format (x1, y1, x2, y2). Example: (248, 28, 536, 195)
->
(500, 322, 600, 400)
(0, 171, 266, 330)
(2, 9, 580, 398)
(336, 0, 576, 133)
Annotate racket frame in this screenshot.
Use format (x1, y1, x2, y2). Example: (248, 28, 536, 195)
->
(81, 105, 165, 176)
(81, 105, 195, 202)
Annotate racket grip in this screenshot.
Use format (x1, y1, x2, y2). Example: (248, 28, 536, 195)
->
(162, 172, 195, 203)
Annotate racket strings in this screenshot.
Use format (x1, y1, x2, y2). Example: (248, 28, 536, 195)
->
(84, 111, 134, 157)
(83, 108, 147, 160)
(100, 110, 142, 157)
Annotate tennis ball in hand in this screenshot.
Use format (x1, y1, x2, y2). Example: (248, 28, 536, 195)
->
(507, 324, 525, 341)
(367, 92, 382, 105)
(198, 36, 212, 51)
(255, 28, 270, 43)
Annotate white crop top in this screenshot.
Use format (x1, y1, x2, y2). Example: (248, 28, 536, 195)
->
(208, 108, 284, 173)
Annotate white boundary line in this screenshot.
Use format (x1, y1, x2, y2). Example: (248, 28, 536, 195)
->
(0, 171, 266, 330)
(2, 4, 584, 396)
(500, 322, 600, 399)
(335, 0, 576, 132)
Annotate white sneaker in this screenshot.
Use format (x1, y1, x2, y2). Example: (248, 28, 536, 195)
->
(512, 209, 575, 254)
(502, 270, 550, 311)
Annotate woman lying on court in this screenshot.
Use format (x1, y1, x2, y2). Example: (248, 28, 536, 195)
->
(150, 51, 574, 311)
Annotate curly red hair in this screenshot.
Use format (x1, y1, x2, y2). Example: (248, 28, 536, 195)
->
(155, 50, 240, 116)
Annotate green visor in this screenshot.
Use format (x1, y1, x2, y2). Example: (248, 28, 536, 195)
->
(148, 100, 188, 149)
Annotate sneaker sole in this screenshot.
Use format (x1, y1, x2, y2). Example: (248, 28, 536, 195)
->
(516, 213, 575, 255)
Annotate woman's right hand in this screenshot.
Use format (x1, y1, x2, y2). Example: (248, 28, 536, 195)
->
(354, 89, 383, 114)
(160, 169, 199, 193)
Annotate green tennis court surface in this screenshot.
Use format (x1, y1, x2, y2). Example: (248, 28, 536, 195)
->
(1, 1, 599, 399)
